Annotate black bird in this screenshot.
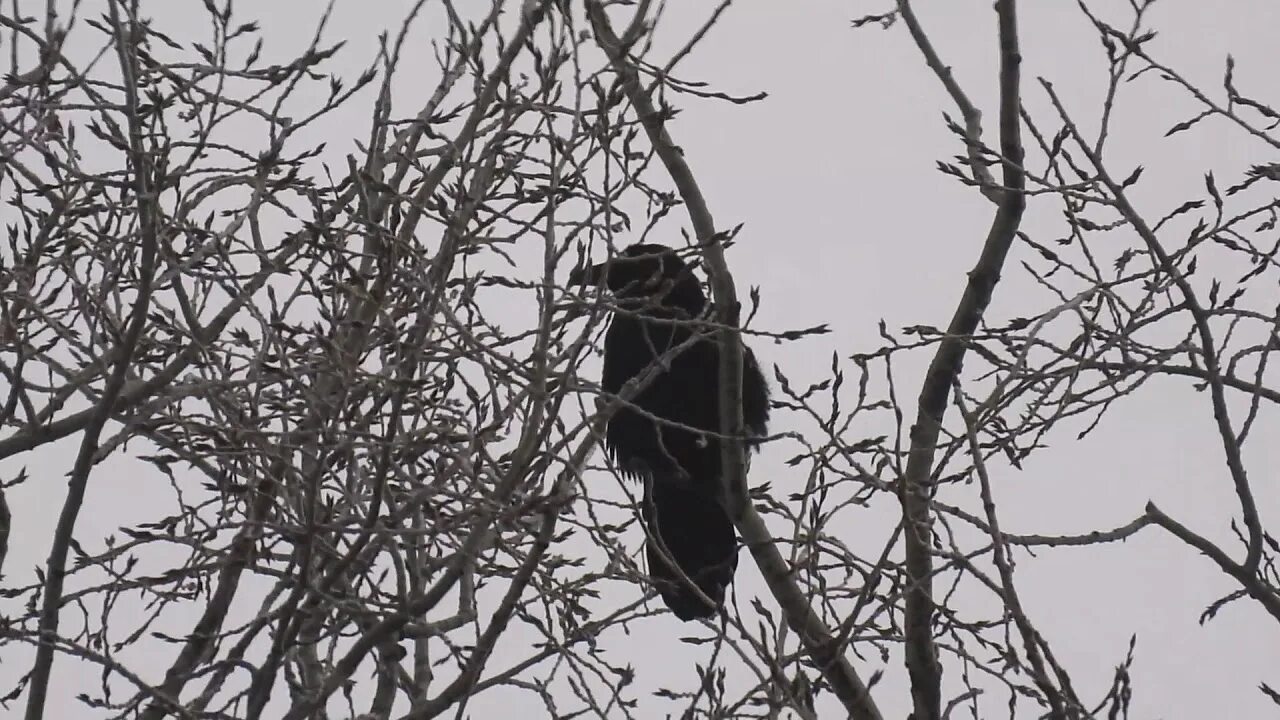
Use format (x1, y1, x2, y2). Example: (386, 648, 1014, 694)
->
(571, 243, 770, 620)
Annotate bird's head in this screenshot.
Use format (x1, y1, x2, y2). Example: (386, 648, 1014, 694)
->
(570, 243, 705, 311)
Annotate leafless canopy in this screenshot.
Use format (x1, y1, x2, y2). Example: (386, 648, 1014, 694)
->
(1, 1, 1277, 718)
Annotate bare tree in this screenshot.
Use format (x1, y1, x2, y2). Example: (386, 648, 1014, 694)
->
(1, 1, 1277, 718)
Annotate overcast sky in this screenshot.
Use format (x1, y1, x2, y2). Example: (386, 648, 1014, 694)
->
(6, 1, 1279, 718)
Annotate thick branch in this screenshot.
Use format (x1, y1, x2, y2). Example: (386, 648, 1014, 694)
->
(25, 5, 162, 716)
(898, 2, 1024, 718)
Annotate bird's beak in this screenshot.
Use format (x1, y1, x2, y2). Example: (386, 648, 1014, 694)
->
(568, 260, 606, 288)
(565, 261, 607, 322)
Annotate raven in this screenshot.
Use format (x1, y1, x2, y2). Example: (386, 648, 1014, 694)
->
(572, 243, 770, 620)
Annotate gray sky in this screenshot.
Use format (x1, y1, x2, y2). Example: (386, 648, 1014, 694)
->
(6, 1, 1279, 717)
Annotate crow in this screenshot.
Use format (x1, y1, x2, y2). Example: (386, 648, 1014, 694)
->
(571, 243, 770, 620)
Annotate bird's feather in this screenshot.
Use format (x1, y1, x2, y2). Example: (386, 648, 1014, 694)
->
(583, 243, 771, 620)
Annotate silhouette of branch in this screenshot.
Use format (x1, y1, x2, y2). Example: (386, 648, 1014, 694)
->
(956, 389, 1076, 717)
(1144, 503, 1280, 623)
(409, 496, 564, 719)
(896, 2, 1025, 718)
(897, 0, 999, 200)
(1040, 79, 1264, 572)
(25, 4, 162, 715)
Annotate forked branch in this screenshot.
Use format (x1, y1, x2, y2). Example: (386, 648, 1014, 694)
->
(897, 1, 1024, 718)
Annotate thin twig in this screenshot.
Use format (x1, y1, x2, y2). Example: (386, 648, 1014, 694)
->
(1041, 79, 1264, 571)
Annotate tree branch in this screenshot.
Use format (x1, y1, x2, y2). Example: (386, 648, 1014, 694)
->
(25, 5, 162, 716)
(897, 2, 1024, 717)
(1040, 79, 1264, 572)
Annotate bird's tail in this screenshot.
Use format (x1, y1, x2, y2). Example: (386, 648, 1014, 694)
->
(643, 478, 738, 621)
